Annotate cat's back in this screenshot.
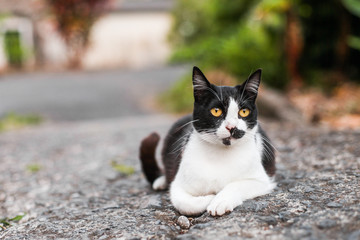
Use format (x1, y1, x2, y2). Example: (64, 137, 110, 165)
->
(162, 114, 193, 184)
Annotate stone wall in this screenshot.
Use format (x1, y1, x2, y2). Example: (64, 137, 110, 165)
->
(82, 12, 172, 70)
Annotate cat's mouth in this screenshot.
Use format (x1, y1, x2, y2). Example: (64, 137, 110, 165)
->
(222, 129, 245, 146)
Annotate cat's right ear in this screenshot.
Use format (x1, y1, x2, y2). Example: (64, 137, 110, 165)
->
(193, 66, 211, 101)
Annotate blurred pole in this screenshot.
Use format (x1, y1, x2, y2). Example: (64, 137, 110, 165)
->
(285, 7, 303, 90)
(335, 1, 350, 75)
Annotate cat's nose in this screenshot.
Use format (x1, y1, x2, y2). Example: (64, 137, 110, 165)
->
(226, 125, 245, 139)
(225, 125, 235, 132)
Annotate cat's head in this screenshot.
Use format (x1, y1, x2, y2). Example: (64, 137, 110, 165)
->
(192, 66, 261, 146)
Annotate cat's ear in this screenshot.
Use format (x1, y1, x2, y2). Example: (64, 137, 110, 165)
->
(243, 69, 262, 99)
(192, 66, 211, 101)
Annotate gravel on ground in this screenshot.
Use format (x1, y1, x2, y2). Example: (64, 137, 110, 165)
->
(0, 115, 359, 239)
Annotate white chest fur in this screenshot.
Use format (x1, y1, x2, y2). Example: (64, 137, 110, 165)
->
(173, 132, 268, 196)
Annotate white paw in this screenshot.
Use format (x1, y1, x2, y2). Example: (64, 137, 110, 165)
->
(152, 176, 167, 191)
(207, 197, 242, 216)
(176, 194, 215, 216)
(172, 195, 215, 216)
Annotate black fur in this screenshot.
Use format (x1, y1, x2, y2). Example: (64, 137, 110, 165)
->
(161, 115, 193, 184)
(258, 125, 276, 176)
(139, 132, 161, 183)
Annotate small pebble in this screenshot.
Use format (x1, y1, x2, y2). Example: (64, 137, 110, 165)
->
(328, 180, 342, 185)
(278, 211, 291, 222)
(257, 216, 278, 226)
(177, 216, 190, 229)
(193, 222, 212, 230)
(308, 195, 319, 201)
(294, 172, 306, 179)
(317, 219, 337, 229)
(99, 235, 108, 240)
(301, 200, 312, 207)
(304, 187, 315, 193)
(327, 202, 343, 208)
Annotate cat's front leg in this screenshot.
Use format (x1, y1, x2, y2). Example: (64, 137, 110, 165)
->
(207, 179, 275, 216)
(170, 181, 215, 216)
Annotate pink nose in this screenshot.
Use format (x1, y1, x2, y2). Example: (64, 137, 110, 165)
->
(226, 125, 235, 132)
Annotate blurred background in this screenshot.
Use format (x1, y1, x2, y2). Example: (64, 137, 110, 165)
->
(0, 0, 360, 130)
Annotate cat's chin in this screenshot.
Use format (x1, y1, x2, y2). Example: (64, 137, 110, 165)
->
(221, 137, 242, 146)
(222, 137, 232, 146)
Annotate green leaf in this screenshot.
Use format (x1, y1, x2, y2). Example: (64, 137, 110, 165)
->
(0, 214, 25, 230)
(0, 219, 11, 227)
(348, 35, 360, 51)
(342, 0, 360, 17)
(9, 214, 25, 222)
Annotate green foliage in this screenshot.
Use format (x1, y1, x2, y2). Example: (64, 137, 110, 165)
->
(343, 0, 360, 52)
(4, 31, 23, 68)
(159, 73, 194, 113)
(170, 0, 288, 88)
(342, 0, 360, 17)
(170, 0, 360, 96)
(217, 23, 287, 88)
(0, 113, 42, 132)
(299, 0, 360, 82)
(170, 0, 255, 45)
(348, 35, 360, 51)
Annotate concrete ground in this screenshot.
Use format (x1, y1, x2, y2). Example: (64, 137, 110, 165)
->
(0, 67, 359, 239)
(0, 66, 187, 121)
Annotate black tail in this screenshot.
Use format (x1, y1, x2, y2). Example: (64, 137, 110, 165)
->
(139, 132, 162, 184)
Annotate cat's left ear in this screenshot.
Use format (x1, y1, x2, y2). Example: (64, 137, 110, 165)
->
(242, 69, 262, 99)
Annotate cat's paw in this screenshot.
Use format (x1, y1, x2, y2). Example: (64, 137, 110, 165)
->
(206, 196, 242, 216)
(179, 194, 215, 216)
(173, 194, 215, 216)
(152, 176, 167, 191)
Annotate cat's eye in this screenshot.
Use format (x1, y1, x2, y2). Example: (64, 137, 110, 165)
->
(210, 108, 222, 117)
(239, 108, 250, 118)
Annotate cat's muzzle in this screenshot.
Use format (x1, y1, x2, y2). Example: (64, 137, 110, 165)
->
(230, 128, 245, 139)
(222, 128, 245, 146)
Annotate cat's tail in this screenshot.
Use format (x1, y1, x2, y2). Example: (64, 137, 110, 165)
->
(139, 132, 162, 185)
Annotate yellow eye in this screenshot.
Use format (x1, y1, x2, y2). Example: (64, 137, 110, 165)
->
(210, 108, 222, 117)
(239, 108, 250, 118)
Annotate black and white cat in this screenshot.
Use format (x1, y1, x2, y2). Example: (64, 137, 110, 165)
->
(140, 66, 275, 216)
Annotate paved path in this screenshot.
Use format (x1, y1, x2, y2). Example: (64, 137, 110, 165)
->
(0, 67, 359, 239)
(0, 66, 187, 121)
(1, 117, 359, 239)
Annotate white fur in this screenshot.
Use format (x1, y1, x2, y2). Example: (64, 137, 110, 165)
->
(216, 98, 247, 142)
(169, 97, 275, 216)
(152, 176, 167, 190)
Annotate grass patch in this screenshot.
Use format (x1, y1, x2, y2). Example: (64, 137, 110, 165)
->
(0, 113, 42, 132)
(111, 160, 135, 176)
(0, 214, 25, 230)
(26, 164, 42, 173)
